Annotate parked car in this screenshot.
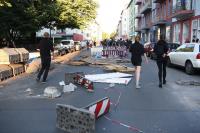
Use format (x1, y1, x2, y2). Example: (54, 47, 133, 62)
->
(80, 40, 88, 48)
(167, 43, 200, 74)
(60, 40, 75, 53)
(149, 42, 180, 60)
(54, 43, 67, 56)
(74, 41, 81, 51)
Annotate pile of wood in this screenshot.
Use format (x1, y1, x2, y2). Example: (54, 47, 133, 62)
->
(0, 48, 29, 82)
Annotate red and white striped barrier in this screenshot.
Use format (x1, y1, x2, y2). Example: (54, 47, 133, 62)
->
(85, 97, 110, 119)
(74, 74, 94, 92)
(102, 46, 128, 58)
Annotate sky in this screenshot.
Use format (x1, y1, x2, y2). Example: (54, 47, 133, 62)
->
(96, 0, 129, 34)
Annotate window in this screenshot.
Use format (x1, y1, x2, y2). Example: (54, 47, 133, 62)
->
(176, 44, 195, 52)
(174, 24, 180, 43)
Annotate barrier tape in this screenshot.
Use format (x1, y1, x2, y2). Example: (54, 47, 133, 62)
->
(104, 116, 144, 133)
(103, 85, 144, 133)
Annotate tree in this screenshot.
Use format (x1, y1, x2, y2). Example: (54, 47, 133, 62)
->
(110, 31, 117, 39)
(0, 0, 97, 45)
(56, 0, 97, 29)
(102, 32, 110, 40)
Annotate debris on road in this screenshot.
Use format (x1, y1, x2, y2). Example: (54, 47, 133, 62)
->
(24, 88, 33, 95)
(56, 97, 110, 132)
(59, 81, 65, 86)
(66, 60, 89, 66)
(56, 104, 95, 133)
(63, 83, 77, 93)
(85, 72, 132, 84)
(176, 80, 200, 86)
(65, 72, 84, 84)
(103, 64, 134, 73)
(74, 74, 94, 92)
(44, 86, 61, 98)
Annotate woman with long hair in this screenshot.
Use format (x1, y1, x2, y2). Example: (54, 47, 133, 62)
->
(129, 36, 148, 89)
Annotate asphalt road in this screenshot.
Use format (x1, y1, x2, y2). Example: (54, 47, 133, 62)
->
(0, 50, 200, 133)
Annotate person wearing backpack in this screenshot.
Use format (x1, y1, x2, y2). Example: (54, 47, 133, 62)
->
(154, 35, 169, 88)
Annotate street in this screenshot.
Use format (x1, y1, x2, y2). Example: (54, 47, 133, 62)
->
(0, 50, 200, 133)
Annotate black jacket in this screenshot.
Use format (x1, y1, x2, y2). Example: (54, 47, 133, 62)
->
(38, 38, 54, 58)
(129, 42, 144, 60)
(154, 40, 168, 60)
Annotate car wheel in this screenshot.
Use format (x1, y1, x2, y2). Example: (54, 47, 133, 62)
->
(185, 61, 194, 75)
(167, 58, 172, 67)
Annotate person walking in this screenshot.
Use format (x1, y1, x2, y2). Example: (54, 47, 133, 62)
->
(129, 36, 148, 89)
(36, 32, 54, 83)
(154, 35, 168, 88)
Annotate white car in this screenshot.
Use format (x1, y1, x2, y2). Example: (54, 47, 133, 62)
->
(60, 40, 75, 52)
(167, 43, 200, 74)
(80, 40, 88, 48)
(74, 41, 81, 51)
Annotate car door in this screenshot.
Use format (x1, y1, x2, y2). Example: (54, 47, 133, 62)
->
(180, 44, 195, 66)
(169, 44, 186, 65)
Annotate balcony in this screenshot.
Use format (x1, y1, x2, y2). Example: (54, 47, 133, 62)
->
(135, 12, 142, 18)
(153, 0, 165, 3)
(135, 0, 142, 5)
(153, 14, 169, 26)
(141, 23, 151, 30)
(135, 26, 141, 32)
(140, 1, 152, 14)
(171, 2, 194, 20)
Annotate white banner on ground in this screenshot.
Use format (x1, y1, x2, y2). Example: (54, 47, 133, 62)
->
(95, 78, 132, 85)
(85, 72, 133, 81)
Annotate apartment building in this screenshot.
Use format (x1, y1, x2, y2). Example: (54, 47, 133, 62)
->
(172, 0, 200, 44)
(124, 0, 200, 44)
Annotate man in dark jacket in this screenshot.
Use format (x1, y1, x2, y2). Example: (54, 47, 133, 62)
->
(154, 35, 168, 88)
(36, 32, 54, 83)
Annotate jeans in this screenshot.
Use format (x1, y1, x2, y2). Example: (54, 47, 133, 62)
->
(156, 60, 167, 84)
(37, 57, 51, 81)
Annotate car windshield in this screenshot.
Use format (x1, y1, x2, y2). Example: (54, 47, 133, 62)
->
(61, 41, 70, 45)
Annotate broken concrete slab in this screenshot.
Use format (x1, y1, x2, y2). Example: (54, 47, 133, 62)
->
(44, 86, 61, 98)
(56, 104, 95, 133)
(63, 83, 77, 93)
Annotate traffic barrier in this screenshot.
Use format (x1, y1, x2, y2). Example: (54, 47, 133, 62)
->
(74, 74, 94, 92)
(56, 97, 110, 133)
(56, 104, 95, 133)
(65, 72, 94, 92)
(84, 97, 110, 119)
(102, 46, 128, 58)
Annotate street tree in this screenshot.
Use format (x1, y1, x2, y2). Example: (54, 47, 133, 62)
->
(0, 0, 97, 45)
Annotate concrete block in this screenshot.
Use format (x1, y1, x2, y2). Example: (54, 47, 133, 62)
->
(56, 104, 95, 133)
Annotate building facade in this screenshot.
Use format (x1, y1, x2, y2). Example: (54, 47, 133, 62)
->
(124, 0, 200, 44)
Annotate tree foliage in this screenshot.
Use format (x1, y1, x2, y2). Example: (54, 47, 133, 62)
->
(0, 0, 97, 43)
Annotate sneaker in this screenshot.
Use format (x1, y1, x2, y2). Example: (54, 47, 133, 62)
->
(41, 81, 47, 84)
(159, 84, 162, 88)
(136, 85, 141, 89)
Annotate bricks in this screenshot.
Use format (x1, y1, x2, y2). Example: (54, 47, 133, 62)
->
(0, 48, 20, 64)
(0, 65, 13, 81)
(14, 48, 29, 62)
(8, 64, 25, 76)
(56, 104, 95, 133)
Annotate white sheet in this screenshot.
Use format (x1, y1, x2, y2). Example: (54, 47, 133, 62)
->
(85, 72, 133, 81)
(94, 78, 132, 85)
